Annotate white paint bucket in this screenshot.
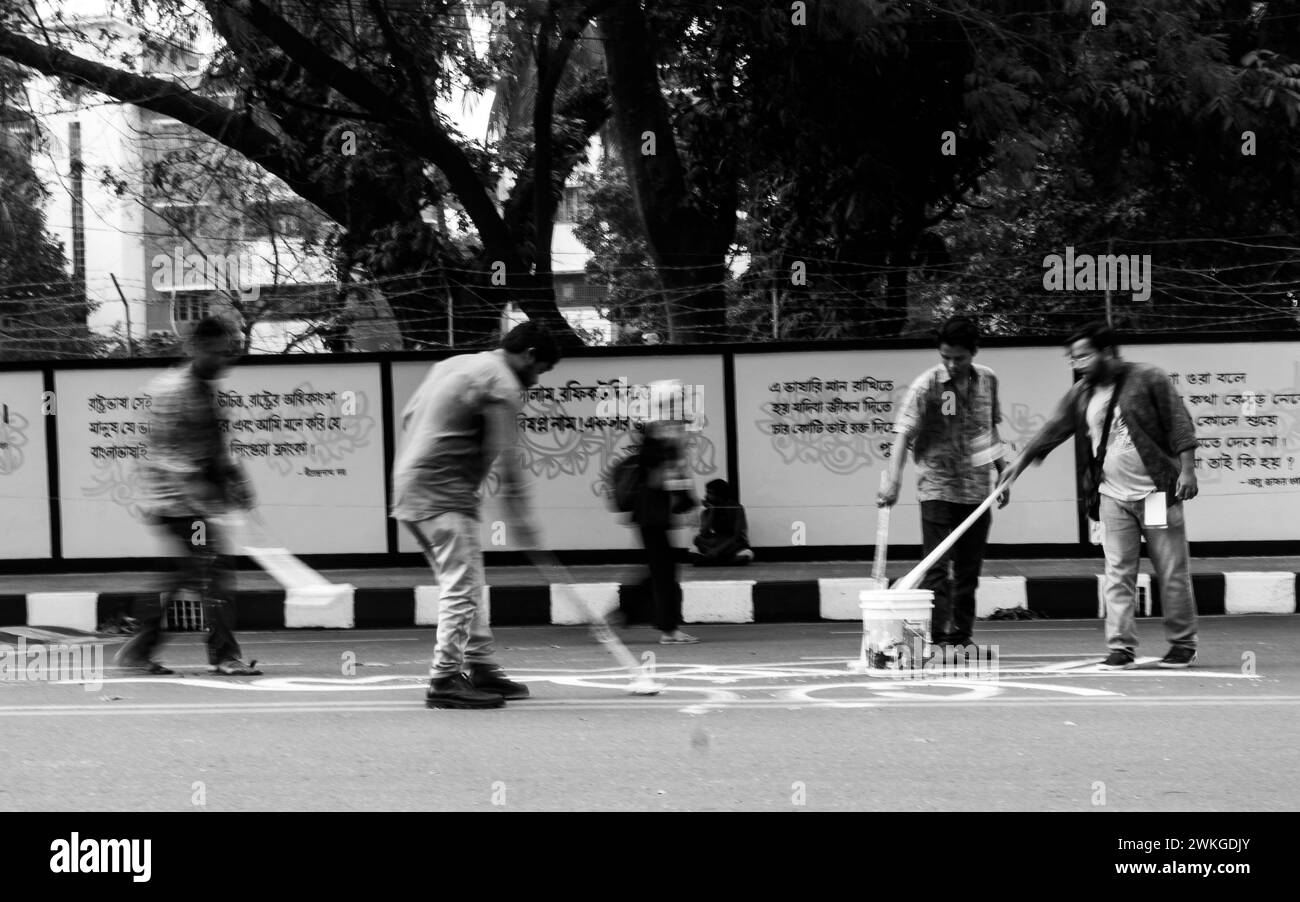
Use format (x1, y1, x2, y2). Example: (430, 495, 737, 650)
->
(857, 589, 934, 670)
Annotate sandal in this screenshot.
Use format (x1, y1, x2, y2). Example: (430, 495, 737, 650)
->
(213, 659, 262, 675)
(659, 631, 700, 645)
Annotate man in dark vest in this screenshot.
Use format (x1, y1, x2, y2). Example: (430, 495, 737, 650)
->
(1000, 322, 1200, 669)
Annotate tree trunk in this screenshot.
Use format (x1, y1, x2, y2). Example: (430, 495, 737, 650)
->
(881, 202, 926, 337)
(656, 253, 732, 343)
(598, 3, 736, 343)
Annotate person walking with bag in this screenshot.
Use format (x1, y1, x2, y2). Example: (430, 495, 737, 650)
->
(618, 419, 699, 644)
(999, 323, 1200, 669)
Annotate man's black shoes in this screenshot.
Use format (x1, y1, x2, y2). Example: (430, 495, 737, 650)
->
(467, 664, 531, 700)
(426, 673, 506, 709)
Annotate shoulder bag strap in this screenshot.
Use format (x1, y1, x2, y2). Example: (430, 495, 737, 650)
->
(1094, 372, 1126, 473)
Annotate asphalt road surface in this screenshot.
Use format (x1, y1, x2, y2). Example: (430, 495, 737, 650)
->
(2, 616, 1296, 811)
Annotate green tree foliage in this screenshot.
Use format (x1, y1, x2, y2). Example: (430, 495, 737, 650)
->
(921, 0, 1300, 336)
(0, 66, 101, 360)
(5, 1, 1300, 350)
(0, 1, 612, 348)
(571, 157, 663, 342)
(590, 0, 1300, 340)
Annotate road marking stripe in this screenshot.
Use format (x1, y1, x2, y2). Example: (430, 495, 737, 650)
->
(2, 694, 1299, 716)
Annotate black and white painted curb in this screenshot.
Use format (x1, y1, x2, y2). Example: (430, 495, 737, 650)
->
(1, 572, 1296, 631)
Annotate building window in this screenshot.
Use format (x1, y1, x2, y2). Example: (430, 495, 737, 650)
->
(173, 296, 206, 322)
(241, 202, 307, 240)
(557, 186, 583, 223)
(155, 203, 207, 235)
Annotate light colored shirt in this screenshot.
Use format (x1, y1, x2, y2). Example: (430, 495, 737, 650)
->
(136, 364, 248, 518)
(391, 349, 525, 521)
(893, 363, 1006, 504)
(1019, 361, 1198, 500)
(1086, 384, 1156, 501)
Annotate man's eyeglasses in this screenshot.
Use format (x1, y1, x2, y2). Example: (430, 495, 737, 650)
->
(1068, 352, 1097, 367)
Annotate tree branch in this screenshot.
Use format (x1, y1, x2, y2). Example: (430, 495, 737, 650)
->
(222, 0, 519, 267)
(365, 0, 438, 136)
(503, 77, 609, 239)
(0, 25, 340, 218)
(596, 2, 687, 248)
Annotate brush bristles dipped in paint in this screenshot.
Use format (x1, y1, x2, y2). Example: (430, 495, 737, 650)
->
(627, 674, 665, 696)
(585, 613, 665, 695)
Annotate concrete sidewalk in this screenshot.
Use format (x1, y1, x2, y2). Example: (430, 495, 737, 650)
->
(1, 556, 1297, 633)
(3, 555, 1300, 592)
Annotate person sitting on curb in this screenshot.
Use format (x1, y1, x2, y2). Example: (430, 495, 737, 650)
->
(691, 479, 755, 566)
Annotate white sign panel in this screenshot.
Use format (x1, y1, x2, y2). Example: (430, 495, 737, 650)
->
(0, 371, 52, 558)
(732, 347, 1079, 548)
(1119, 342, 1300, 542)
(392, 354, 728, 551)
(56, 363, 386, 558)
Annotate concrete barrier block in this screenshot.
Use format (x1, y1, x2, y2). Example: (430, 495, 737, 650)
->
(1224, 572, 1297, 614)
(550, 583, 620, 626)
(25, 592, 98, 632)
(977, 576, 1028, 619)
(284, 584, 355, 629)
(819, 578, 883, 620)
(682, 581, 755, 623)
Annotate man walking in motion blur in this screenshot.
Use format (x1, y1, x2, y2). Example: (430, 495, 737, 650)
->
(119, 316, 261, 676)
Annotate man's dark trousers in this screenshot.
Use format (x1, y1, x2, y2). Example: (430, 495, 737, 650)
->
(122, 515, 242, 665)
(635, 522, 683, 633)
(919, 501, 992, 644)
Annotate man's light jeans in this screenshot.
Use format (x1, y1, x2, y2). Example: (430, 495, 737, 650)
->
(1099, 495, 1198, 652)
(411, 511, 497, 677)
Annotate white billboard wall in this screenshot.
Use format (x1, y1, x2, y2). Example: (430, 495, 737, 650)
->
(1119, 343, 1300, 542)
(732, 347, 1081, 548)
(55, 363, 386, 558)
(0, 371, 53, 558)
(19, 339, 1300, 561)
(391, 355, 727, 552)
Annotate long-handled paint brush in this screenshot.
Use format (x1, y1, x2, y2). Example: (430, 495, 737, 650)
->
(523, 547, 665, 696)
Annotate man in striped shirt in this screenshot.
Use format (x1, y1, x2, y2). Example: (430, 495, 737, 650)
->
(119, 316, 261, 676)
(878, 317, 1009, 646)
